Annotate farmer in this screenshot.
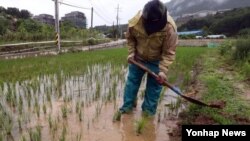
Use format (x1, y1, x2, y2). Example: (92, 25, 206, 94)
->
(119, 0, 178, 116)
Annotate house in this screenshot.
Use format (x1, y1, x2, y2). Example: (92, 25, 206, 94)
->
(206, 34, 227, 39)
(33, 14, 55, 25)
(61, 11, 87, 28)
(177, 30, 204, 36)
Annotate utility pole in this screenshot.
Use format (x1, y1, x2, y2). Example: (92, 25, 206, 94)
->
(116, 4, 120, 39)
(120, 19, 123, 39)
(55, 0, 61, 52)
(112, 22, 115, 39)
(91, 7, 93, 29)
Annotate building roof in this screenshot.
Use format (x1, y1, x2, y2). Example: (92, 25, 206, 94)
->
(177, 30, 203, 35)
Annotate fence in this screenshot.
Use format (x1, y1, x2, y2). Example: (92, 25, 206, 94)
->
(0, 40, 126, 59)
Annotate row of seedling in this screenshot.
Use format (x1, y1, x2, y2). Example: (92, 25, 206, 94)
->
(0, 63, 127, 139)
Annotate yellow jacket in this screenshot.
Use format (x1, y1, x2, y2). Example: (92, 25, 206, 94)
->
(126, 10, 178, 75)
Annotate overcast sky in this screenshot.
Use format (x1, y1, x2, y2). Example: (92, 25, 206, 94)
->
(0, 0, 171, 28)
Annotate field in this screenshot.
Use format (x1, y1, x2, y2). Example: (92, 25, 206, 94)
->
(0, 47, 212, 141)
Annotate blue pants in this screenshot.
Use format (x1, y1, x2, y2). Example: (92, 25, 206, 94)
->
(120, 61, 162, 115)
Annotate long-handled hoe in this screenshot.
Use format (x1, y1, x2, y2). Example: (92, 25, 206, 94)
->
(129, 58, 225, 109)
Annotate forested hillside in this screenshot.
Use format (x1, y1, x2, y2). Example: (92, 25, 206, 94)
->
(178, 7, 250, 37)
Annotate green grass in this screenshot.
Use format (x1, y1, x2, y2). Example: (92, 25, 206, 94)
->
(0, 48, 127, 83)
(168, 47, 208, 88)
(0, 47, 208, 85)
(183, 50, 250, 124)
(218, 39, 250, 79)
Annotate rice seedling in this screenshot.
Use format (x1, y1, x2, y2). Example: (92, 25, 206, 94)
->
(36, 125, 42, 140)
(163, 107, 167, 119)
(61, 105, 68, 119)
(81, 101, 84, 108)
(157, 112, 161, 123)
(48, 114, 52, 129)
(0, 132, 3, 141)
(35, 104, 40, 118)
(3, 117, 13, 135)
(18, 92, 23, 103)
(167, 101, 176, 115)
(43, 103, 47, 115)
(59, 125, 67, 141)
(76, 133, 82, 141)
(112, 110, 122, 122)
(112, 81, 117, 101)
(79, 109, 83, 122)
(174, 97, 182, 115)
(52, 125, 58, 139)
(95, 82, 101, 101)
(166, 99, 182, 116)
(159, 87, 166, 103)
(20, 135, 27, 141)
(107, 88, 112, 102)
(18, 98, 23, 115)
(5, 91, 13, 105)
(29, 125, 41, 141)
(75, 101, 80, 113)
(113, 100, 117, 110)
(18, 117, 22, 130)
(140, 91, 145, 100)
(27, 92, 32, 109)
(135, 117, 147, 135)
(46, 92, 51, 104)
(87, 120, 90, 130)
(63, 96, 67, 103)
(95, 103, 102, 119)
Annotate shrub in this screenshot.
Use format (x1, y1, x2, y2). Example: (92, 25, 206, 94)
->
(179, 34, 196, 39)
(87, 37, 96, 45)
(237, 28, 250, 37)
(233, 38, 250, 60)
(219, 40, 233, 56)
(241, 61, 250, 78)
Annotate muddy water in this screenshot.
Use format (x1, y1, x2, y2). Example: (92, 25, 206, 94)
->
(0, 64, 183, 141)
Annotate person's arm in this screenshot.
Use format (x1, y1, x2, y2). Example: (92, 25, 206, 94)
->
(159, 24, 178, 76)
(125, 27, 137, 59)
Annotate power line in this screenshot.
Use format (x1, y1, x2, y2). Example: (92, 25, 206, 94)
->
(88, 0, 113, 25)
(89, 0, 114, 22)
(95, 0, 115, 19)
(93, 10, 113, 25)
(53, 0, 113, 25)
(59, 2, 91, 10)
(52, 0, 91, 10)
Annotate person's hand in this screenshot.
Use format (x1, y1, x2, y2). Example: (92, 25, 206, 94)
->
(156, 72, 167, 84)
(127, 53, 135, 63)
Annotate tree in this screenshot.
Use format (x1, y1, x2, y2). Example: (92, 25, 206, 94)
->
(17, 19, 42, 33)
(179, 18, 211, 31)
(20, 10, 31, 19)
(0, 16, 9, 35)
(0, 6, 6, 13)
(6, 7, 20, 18)
(237, 28, 250, 37)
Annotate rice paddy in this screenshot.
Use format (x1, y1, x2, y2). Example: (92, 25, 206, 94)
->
(0, 47, 208, 141)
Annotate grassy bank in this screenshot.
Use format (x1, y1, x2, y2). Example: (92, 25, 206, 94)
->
(181, 49, 250, 124)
